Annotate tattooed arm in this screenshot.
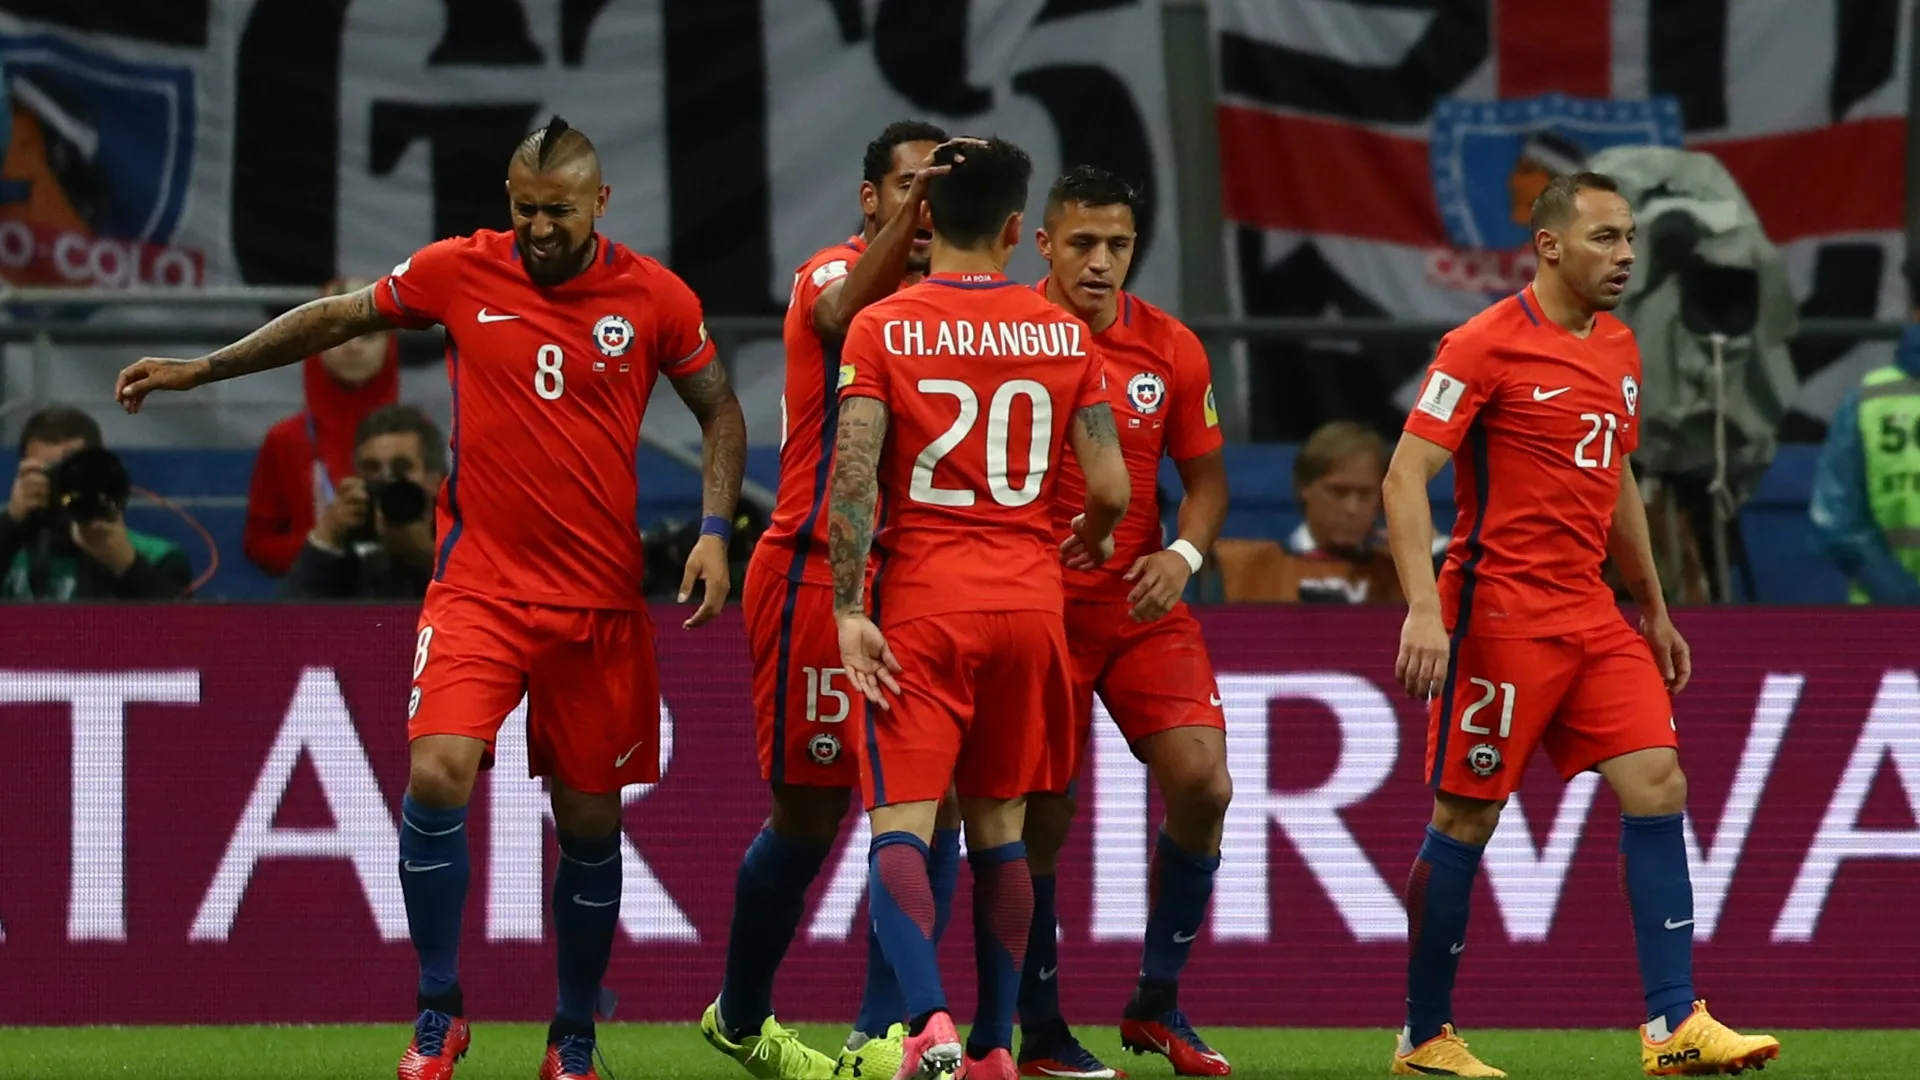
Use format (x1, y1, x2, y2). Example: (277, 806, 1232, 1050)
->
(117, 286, 398, 411)
(828, 395, 889, 615)
(669, 360, 748, 522)
(1070, 401, 1130, 539)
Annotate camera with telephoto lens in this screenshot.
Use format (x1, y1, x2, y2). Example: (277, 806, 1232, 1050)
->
(48, 447, 130, 525)
(345, 479, 431, 549)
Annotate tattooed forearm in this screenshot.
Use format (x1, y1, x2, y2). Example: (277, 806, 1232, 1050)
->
(203, 287, 396, 383)
(672, 362, 747, 519)
(1075, 402, 1119, 447)
(828, 397, 888, 614)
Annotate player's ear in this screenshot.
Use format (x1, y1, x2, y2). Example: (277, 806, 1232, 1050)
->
(860, 181, 879, 220)
(1534, 228, 1559, 266)
(918, 200, 934, 233)
(1001, 210, 1024, 251)
(595, 185, 610, 218)
(1034, 226, 1052, 260)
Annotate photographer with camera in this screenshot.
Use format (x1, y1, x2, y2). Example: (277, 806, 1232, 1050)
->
(1, 406, 191, 601)
(284, 403, 445, 601)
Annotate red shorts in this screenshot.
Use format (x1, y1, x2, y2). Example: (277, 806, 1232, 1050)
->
(1426, 618, 1676, 800)
(858, 611, 1075, 810)
(1066, 600, 1225, 765)
(743, 557, 860, 787)
(409, 582, 662, 794)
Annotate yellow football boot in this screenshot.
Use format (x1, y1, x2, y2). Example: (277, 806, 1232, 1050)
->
(833, 1023, 906, 1079)
(1641, 1001, 1780, 1076)
(1391, 1025, 1506, 1077)
(701, 1001, 837, 1080)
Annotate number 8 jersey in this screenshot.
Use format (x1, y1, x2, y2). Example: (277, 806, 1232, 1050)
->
(373, 229, 715, 609)
(1402, 284, 1644, 638)
(839, 271, 1109, 626)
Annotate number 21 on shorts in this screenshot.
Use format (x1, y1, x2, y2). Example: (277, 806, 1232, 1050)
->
(1460, 676, 1515, 737)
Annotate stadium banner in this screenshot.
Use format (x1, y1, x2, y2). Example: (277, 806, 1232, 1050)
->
(1207, 0, 1909, 440)
(0, 2, 1179, 451)
(1, 604, 1916, 1029)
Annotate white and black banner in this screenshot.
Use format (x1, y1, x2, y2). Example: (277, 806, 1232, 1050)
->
(0, 0, 1178, 447)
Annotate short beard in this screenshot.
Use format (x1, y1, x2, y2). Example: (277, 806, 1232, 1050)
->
(519, 231, 595, 286)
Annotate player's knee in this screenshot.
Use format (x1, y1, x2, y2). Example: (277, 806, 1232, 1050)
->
(1431, 792, 1502, 847)
(550, 788, 623, 839)
(1022, 793, 1076, 866)
(406, 755, 476, 809)
(1168, 765, 1233, 826)
(1622, 758, 1688, 817)
(767, 784, 853, 846)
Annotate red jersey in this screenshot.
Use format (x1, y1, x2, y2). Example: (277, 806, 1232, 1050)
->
(372, 229, 716, 610)
(1402, 286, 1641, 639)
(840, 272, 1108, 626)
(1040, 286, 1223, 601)
(755, 235, 867, 586)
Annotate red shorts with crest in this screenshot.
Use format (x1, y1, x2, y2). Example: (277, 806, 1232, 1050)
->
(1065, 600, 1225, 769)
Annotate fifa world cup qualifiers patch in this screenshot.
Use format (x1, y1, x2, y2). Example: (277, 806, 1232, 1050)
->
(838, 364, 856, 390)
(1204, 383, 1219, 428)
(812, 259, 850, 288)
(1416, 370, 1467, 422)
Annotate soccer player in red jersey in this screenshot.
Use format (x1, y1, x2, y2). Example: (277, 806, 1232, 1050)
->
(115, 118, 746, 1080)
(1018, 167, 1233, 1080)
(1383, 172, 1780, 1079)
(828, 138, 1132, 1080)
(703, 120, 964, 1080)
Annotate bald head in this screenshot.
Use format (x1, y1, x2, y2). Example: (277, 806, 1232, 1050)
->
(505, 115, 609, 285)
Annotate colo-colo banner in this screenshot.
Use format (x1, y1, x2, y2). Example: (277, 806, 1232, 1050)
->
(1208, 0, 1909, 441)
(0, 605, 1915, 1029)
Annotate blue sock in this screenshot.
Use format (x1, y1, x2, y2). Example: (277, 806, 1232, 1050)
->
(855, 826, 960, 1037)
(966, 842, 1032, 1057)
(1017, 873, 1062, 1033)
(718, 827, 832, 1038)
(869, 831, 945, 1020)
(1404, 825, 1484, 1047)
(552, 829, 622, 1028)
(1621, 813, 1697, 1031)
(399, 794, 470, 1001)
(1139, 829, 1220, 987)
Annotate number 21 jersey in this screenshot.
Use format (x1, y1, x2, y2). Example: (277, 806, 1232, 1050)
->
(840, 272, 1108, 626)
(373, 229, 716, 610)
(1402, 285, 1642, 638)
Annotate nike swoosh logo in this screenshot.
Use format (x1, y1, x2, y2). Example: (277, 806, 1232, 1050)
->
(403, 861, 451, 873)
(614, 741, 644, 767)
(573, 894, 618, 908)
(1145, 1034, 1171, 1056)
(476, 308, 520, 323)
(1449, 942, 1465, 955)
(1664, 918, 1695, 930)
(1037, 966, 1057, 981)
(1173, 930, 1198, 943)
(1208, 693, 1223, 706)
(1533, 386, 1571, 401)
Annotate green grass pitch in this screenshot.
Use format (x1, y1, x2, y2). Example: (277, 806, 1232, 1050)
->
(0, 1023, 1908, 1079)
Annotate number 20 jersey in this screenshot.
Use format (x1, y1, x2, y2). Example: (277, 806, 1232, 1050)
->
(839, 272, 1109, 626)
(373, 229, 716, 610)
(1402, 285, 1643, 639)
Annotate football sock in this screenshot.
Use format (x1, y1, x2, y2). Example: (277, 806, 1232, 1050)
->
(1139, 828, 1220, 986)
(1621, 813, 1698, 1032)
(1404, 825, 1484, 1047)
(966, 842, 1033, 1058)
(1016, 873, 1063, 1034)
(399, 794, 470, 1000)
(854, 826, 960, 1038)
(869, 831, 946, 1021)
(718, 827, 832, 1039)
(552, 828, 622, 1028)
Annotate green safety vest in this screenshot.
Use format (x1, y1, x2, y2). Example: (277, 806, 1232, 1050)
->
(1852, 364, 1920, 602)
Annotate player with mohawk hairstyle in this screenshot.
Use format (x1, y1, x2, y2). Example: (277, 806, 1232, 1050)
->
(116, 115, 747, 1080)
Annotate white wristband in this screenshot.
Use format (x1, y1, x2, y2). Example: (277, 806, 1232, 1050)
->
(1168, 538, 1204, 574)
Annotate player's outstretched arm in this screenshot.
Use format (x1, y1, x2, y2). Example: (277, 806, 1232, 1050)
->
(1384, 432, 1452, 698)
(1063, 402, 1130, 569)
(1609, 462, 1690, 693)
(115, 286, 397, 413)
(668, 361, 747, 628)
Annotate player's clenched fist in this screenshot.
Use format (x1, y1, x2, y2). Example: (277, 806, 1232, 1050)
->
(1059, 512, 1115, 571)
(1395, 607, 1450, 699)
(835, 611, 902, 710)
(115, 357, 208, 414)
(1124, 549, 1191, 624)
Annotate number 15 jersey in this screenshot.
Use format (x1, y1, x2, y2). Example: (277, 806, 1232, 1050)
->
(1402, 286, 1643, 639)
(373, 229, 716, 610)
(840, 272, 1108, 627)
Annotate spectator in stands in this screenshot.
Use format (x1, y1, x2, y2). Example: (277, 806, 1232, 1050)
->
(244, 276, 400, 576)
(1811, 260, 1920, 603)
(284, 404, 444, 601)
(1212, 421, 1407, 603)
(1, 406, 191, 600)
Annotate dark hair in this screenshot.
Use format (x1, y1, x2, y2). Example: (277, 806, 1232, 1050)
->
(1294, 421, 1386, 493)
(1045, 165, 1142, 227)
(512, 114, 597, 176)
(862, 120, 949, 186)
(925, 137, 1033, 250)
(19, 405, 102, 456)
(355, 404, 448, 475)
(1528, 170, 1621, 233)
